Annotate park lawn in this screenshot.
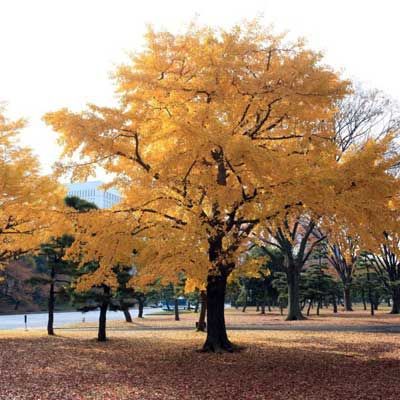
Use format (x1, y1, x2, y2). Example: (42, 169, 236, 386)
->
(1, 308, 400, 399)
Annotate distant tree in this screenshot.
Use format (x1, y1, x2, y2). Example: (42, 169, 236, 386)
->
(367, 232, 400, 314)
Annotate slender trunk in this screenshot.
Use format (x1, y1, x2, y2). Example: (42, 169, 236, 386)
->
(98, 286, 110, 342)
(316, 299, 321, 316)
(390, 287, 400, 314)
(256, 302, 260, 312)
(332, 294, 338, 313)
(306, 299, 312, 317)
(343, 286, 353, 311)
(361, 288, 367, 310)
(165, 299, 170, 311)
(261, 285, 267, 315)
(187, 301, 191, 311)
(122, 304, 132, 323)
(197, 290, 207, 332)
(194, 298, 199, 313)
(242, 288, 248, 312)
(286, 266, 305, 320)
(138, 297, 144, 318)
(174, 298, 180, 321)
(369, 293, 375, 316)
(202, 274, 232, 352)
(47, 265, 55, 336)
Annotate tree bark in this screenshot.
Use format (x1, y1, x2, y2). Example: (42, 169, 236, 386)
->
(202, 274, 232, 352)
(390, 287, 400, 314)
(98, 286, 110, 342)
(174, 298, 180, 321)
(47, 265, 55, 336)
(343, 286, 353, 311)
(286, 267, 305, 320)
(197, 290, 207, 331)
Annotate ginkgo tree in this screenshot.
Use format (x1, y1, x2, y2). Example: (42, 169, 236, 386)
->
(45, 22, 398, 352)
(0, 108, 64, 271)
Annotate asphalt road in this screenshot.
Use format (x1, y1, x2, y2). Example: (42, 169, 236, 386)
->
(0, 307, 161, 330)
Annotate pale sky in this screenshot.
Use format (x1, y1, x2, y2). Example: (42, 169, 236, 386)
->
(1, 0, 399, 175)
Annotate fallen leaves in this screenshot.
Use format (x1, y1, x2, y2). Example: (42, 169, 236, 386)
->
(1, 308, 400, 399)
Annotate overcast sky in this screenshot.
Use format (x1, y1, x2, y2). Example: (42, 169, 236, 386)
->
(1, 0, 399, 174)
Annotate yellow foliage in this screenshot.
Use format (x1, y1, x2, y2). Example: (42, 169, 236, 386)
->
(0, 109, 65, 267)
(43, 21, 399, 291)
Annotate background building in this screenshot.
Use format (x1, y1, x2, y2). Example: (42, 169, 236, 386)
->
(66, 181, 121, 209)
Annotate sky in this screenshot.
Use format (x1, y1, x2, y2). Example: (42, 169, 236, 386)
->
(1, 0, 399, 175)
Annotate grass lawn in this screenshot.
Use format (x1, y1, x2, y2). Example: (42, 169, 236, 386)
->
(1, 307, 400, 399)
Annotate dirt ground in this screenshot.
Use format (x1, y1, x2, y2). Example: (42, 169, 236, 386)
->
(1, 307, 400, 400)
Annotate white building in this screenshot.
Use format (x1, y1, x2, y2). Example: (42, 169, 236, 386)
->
(66, 181, 121, 209)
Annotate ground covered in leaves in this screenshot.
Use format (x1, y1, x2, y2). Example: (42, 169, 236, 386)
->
(1, 308, 400, 399)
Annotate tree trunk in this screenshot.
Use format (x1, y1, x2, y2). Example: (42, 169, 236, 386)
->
(194, 299, 199, 313)
(306, 299, 312, 316)
(332, 294, 338, 313)
(361, 288, 367, 310)
(256, 302, 260, 312)
(261, 284, 267, 314)
(197, 290, 207, 332)
(174, 298, 180, 321)
(47, 265, 55, 336)
(286, 267, 305, 320)
(98, 286, 110, 342)
(390, 287, 400, 314)
(316, 299, 321, 316)
(343, 286, 353, 311)
(138, 297, 144, 318)
(202, 274, 232, 352)
(122, 304, 132, 323)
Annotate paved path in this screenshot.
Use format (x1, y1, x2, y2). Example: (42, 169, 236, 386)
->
(56, 322, 400, 334)
(0, 307, 161, 330)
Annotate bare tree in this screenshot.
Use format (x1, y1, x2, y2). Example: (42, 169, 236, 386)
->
(334, 85, 400, 160)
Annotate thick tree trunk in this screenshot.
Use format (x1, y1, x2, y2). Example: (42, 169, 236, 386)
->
(47, 266, 55, 336)
(197, 290, 207, 332)
(98, 286, 110, 342)
(286, 267, 305, 320)
(390, 287, 400, 314)
(174, 298, 180, 321)
(202, 274, 232, 352)
(122, 305, 133, 323)
(138, 297, 144, 318)
(343, 286, 353, 311)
